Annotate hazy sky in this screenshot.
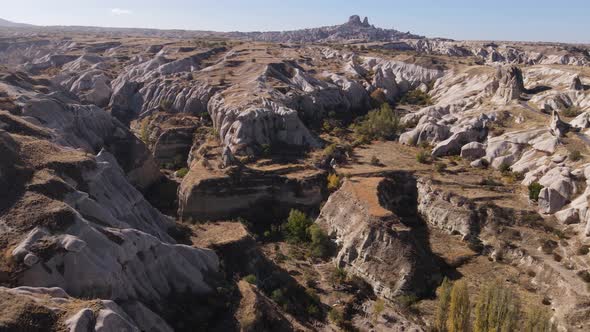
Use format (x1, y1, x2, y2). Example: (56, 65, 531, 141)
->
(3, 0, 589, 43)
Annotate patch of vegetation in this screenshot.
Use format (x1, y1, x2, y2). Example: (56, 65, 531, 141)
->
(353, 103, 402, 141)
(480, 177, 503, 187)
(328, 266, 348, 285)
(498, 163, 511, 174)
(140, 117, 150, 144)
(416, 150, 430, 164)
(283, 209, 313, 243)
(372, 299, 385, 322)
(327, 173, 341, 191)
(569, 150, 582, 162)
(243, 274, 257, 285)
(176, 167, 189, 178)
(577, 245, 590, 255)
(400, 89, 433, 106)
(577, 270, 590, 283)
(561, 106, 582, 118)
(435, 162, 447, 173)
(397, 293, 419, 310)
(528, 182, 544, 201)
(308, 224, 331, 259)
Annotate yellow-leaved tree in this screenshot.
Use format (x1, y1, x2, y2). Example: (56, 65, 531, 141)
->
(447, 280, 470, 332)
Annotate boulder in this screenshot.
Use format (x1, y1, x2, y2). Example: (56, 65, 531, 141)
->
(460, 142, 486, 160)
(571, 75, 584, 91)
(538, 187, 568, 214)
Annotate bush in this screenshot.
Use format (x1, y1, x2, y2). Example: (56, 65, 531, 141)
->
(577, 270, 590, 283)
(528, 182, 544, 201)
(416, 150, 430, 164)
(176, 167, 189, 178)
(353, 103, 401, 141)
(243, 274, 257, 285)
(447, 280, 470, 332)
(140, 117, 150, 143)
(498, 163, 511, 174)
(577, 245, 590, 255)
(308, 224, 331, 259)
(328, 267, 347, 285)
(569, 150, 582, 162)
(328, 308, 344, 326)
(327, 173, 341, 191)
(400, 89, 433, 106)
(397, 293, 418, 309)
(435, 162, 447, 173)
(474, 281, 519, 332)
(373, 299, 385, 322)
(284, 209, 313, 243)
(306, 304, 320, 318)
(562, 106, 581, 118)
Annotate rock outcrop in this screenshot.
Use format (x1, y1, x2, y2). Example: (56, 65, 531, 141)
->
(316, 176, 441, 300)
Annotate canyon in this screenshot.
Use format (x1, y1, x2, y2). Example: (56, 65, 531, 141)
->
(0, 14, 590, 331)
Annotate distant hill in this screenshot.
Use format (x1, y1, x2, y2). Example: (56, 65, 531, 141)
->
(0, 18, 34, 28)
(240, 15, 423, 43)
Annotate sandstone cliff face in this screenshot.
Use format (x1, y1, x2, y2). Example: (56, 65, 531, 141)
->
(178, 160, 326, 222)
(416, 178, 482, 240)
(316, 177, 441, 300)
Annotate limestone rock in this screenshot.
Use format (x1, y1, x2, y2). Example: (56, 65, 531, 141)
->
(460, 142, 486, 160)
(549, 111, 570, 137)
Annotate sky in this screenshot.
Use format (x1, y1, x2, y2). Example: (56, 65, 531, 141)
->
(2, 0, 589, 43)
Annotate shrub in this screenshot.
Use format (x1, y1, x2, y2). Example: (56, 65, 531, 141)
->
(473, 281, 519, 332)
(140, 117, 150, 143)
(434, 277, 453, 332)
(562, 106, 581, 118)
(176, 167, 189, 178)
(577, 270, 590, 283)
(577, 245, 590, 255)
(528, 182, 544, 201)
(498, 163, 511, 174)
(328, 308, 344, 326)
(308, 224, 331, 259)
(416, 150, 430, 164)
(569, 150, 582, 162)
(327, 173, 341, 191)
(306, 304, 320, 318)
(261, 144, 272, 156)
(283, 209, 313, 243)
(354, 103, 401, 141)
(435, 162, 447, 173)
(370, 155, 381, 166)
(397, 293, 419, 309)
(373, 299, 385, 322)
(447, 280, 470, 332)
(243, 274, 257, 285)
(328, 267, 347, 285)
(400, 89, 433, 106)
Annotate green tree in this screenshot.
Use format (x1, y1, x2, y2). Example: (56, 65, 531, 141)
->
(474, 281, 519, 332)
(284, 209, 313, 243)
(434, 277, 453, 332)
(447, 280, 471, 332)
(308, 224, 330, 259)
(354, 103, 401, 141)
